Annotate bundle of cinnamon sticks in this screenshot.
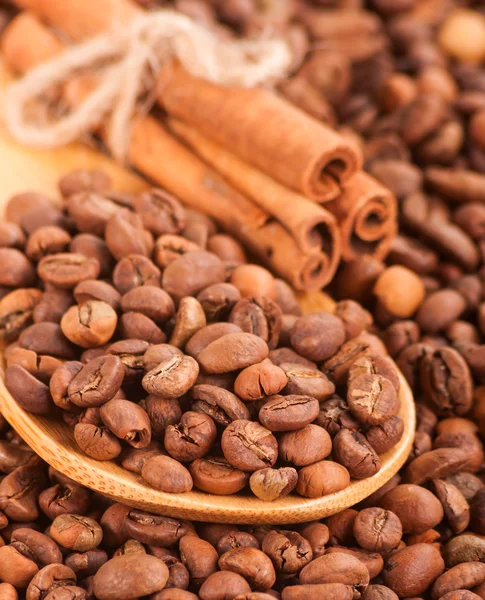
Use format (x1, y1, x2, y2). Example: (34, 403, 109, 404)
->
(1, 0, 397, 290)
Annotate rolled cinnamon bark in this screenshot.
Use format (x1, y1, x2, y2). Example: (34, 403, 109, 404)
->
(326, 172, 397, 262)
(2, 12, 330, 290)
(168, 118, 341, 256)
(13, 0, 363, 202)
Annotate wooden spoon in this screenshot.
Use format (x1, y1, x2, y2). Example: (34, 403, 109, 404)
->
(0, 88, 415, 524)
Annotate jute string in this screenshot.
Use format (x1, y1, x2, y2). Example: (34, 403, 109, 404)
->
(5, 10, 292, 161)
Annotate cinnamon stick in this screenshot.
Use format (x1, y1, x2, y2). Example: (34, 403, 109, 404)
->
(13, 0, 363, 202)
(2, 12, 330, 290)
(168, 117, 341, 257)
(326, 172, 397, 262)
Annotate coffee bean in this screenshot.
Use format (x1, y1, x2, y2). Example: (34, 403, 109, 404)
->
(112, 254, 161, 295)
(38, 253, 100, 289)
(162, 250, 225, 301)
(347, 374, 399, 426)
(249, 467, 298, 501)
(5, 365, 53, 414)
(229, 297, 282, 350)
(379, 484, 444, 534)
(299, 553, 370, 597)
(0, 288, 42, 340)
(296, 461, 350, 498)
(118, 311, 166, 344)
(281, 583, 354, 600)
(190, 457, 248, 495)
(197, 283, 241, 322)
(217, 532, 259, 555)
(100, 399, 151, 448)
(93, 554, 169, 600)
(134, 188, 186, 236)
(164, 412, 217, 461)
(290, 312, 346, 362)
(333, 429, 382, 479)
(279, 424, 332, 466)
(190, 385, 250, 425)
(141, 455, 193, 493)
(74, 424, 122, 461)
(154, 234, 200, 269)
(233, 360, 287, 402)
(199, 571, 251, 600)
(170, 296, 207, 349)
(180, 535, 218, 585)
(218, 548, 276, 590)
(67, 356, 124, 408)
(382, 543, 445, 597)
(278, 362, 335, 401)
(353, 508, 402, 552)
(38, 483, 91, 519)
(61, 301, 117, 348)
(222, 420, 278, 472)
(121, 286, 175, 325)
(262, 529, 312, 574)
(198, 333, 269, 374)
(105, 209, 152, 261)
(432, 479, 470, 534)
(142, 355, 199, 398)
(259, 394, 319, 432)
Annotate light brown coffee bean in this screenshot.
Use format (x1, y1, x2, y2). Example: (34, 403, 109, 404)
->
(61, 301, 117, 348)
(290, 313, 346, 362)
(379, 484, 444, 534)
(142, 355, 199, 398)
(333, 429, 382, 479)
(347, 374, 399, 426)
(249, 467, 298, 501)
(164, 412, 217, 461)
(38, 253, 100, 289)
(279, 424, 332, 466)
(198, 332, 269, 374)
(222, 420, 278, 472)
(50, 515, 103, 551)
(219, 548, 276, 590)
(190, 457, 248, 495)
(299, 553, 370, 598)
(296, 461, 350, 499)
(353, 508, 403, 552)
(141, 455, 193, 493)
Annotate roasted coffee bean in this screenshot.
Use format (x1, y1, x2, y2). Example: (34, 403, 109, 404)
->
(420, 348, 473, 416)
(316, 397, 360, 437)
(50, 514, 103, 551)
(59, 168, 111, 197)
(185, 323, 242, 360)
(5, 365, 53, 415)
(207, 234, 246, 267)
(119, 311, 166, 344)
(180, 535, 219, 584)
(325, 547, 383, 581)
(33, 289, 74, 325)
(262, 529, 312, 574)
(353, 508, 402, 552)
(229, 297, 282, 350)
(164, 412, 217, 461)
(73, 424, 122, 461)
(105, 339, 149, 382)
(38, 253, 100, 289)
(65, 548, 108, 576)
(199, 571, 251, 600)
(121, 286, 175, 325)
(67, 356, 124, 408)
(333, 429, 382, 479)
(249, 467, 298, 501)
(162, 250, 225, 301)
(190, 457, 248, 495)
(217, 532, 259, 555)
(221, 420, 278, 472)
(323, 339, 371, 386)
(230, 265, 276, 300)
(281, 583, 354, 600)
(259, 394, 319, 432)
(61, 301, 117, 348)
(299, 552, 370, 597)
(0, 248, 35, 288)
(38, 483, 91, 520)
(105, 209, 152, 261)
(18, 322, 76, 359)
(347, 374, 399, 426)
(154, 234, 200, 270)
(379, 484, 444, 534)
(290, 312, 346, 362)
(143, 396, 182, 437)
(197, 283, 241, 322)
(218, 548, 276, 590)
(73, 280, 121, 311)
(327, 509, 358, 546)
(141, 455, 193, 493)
(348, 355, 400, 394)
(269, 347, 317, 370)
(279, 424, 332, 466)
(121, 509, 189, 547)
(432, 479, 470, 534)
(134, 188, 186, 236)
(0, 288, 43, 340)
(143, 343, 183, 372)
(198, 332, 269, 374)
(142, 355, 199, 398)
(112, 254, 161, 295)
(66, 192, 118, 236)
(100, 399, 151, 448)
(93, 554, 169, 600)
(279, 362, 335, 401)
(296, 461, 350, 499)
(190, 385, 250, 425)
(25, 225, 71, 262)
(11, 527, 62, 566)
(382, 543, 445, 598)
(170, 296, 207, 349)
(234, 359, 288, 401)
(366, 416, 404, 454)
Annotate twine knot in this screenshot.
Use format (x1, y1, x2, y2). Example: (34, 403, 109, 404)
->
(5, 10, 292, 161)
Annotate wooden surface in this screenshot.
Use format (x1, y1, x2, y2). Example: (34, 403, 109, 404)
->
(0, 60, 415, 524)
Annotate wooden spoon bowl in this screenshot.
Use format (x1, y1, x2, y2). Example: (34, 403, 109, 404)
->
(0, 84, 415, 522)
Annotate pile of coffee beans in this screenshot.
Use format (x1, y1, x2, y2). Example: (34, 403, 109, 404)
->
(0, 170, 403, 500)
(3, 0, 485, 598)
(1, 412, 485, 600)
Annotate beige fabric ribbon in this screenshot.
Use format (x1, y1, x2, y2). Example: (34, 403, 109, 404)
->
(5, 10, 292, 161)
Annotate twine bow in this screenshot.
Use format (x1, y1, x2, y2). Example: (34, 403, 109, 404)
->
(5, 10, 292, 161)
